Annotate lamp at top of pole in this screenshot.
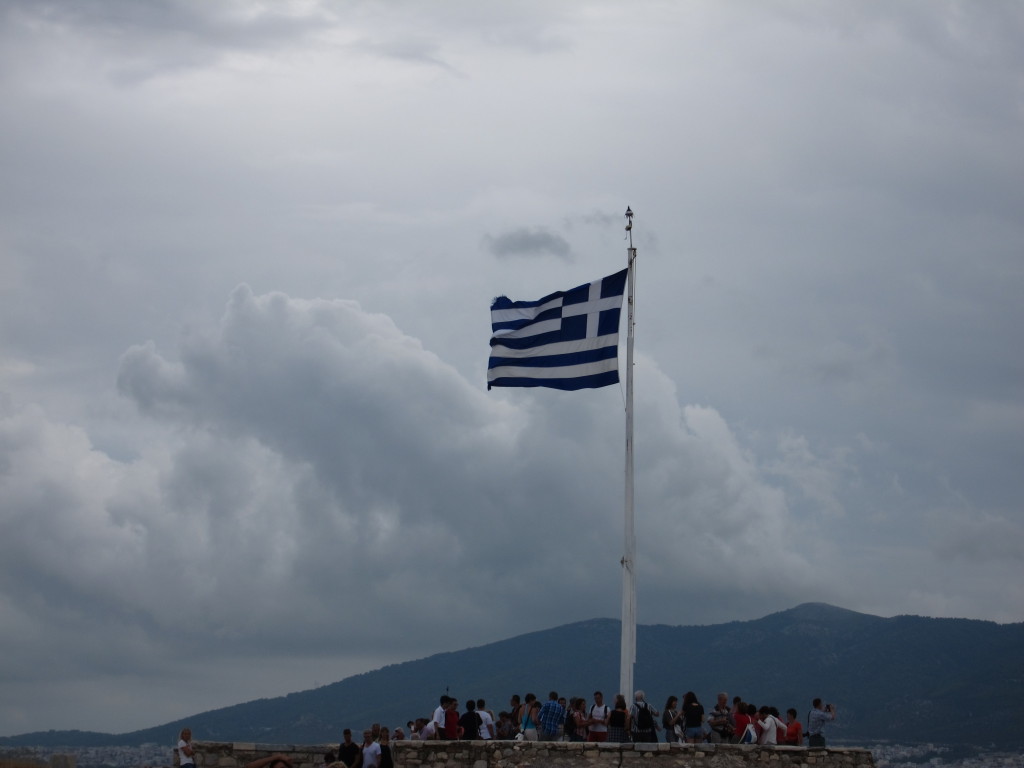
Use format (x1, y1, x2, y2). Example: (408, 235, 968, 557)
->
(624, 206, 634, 248)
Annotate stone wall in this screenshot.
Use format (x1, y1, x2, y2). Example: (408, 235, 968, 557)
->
(187, 740, 874, 768)
(184, 743, 332, 768)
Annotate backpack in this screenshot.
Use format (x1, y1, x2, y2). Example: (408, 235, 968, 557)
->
(564, 708, 576, 736)
(636, 703, 655, 731)
(739, 722, 757, 744)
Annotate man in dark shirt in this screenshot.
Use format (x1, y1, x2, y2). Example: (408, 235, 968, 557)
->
(337, 729, 361, 768)
(458, 699, 482, 740)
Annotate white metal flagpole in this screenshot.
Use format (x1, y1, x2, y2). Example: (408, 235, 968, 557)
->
(620, 206, 637, 698)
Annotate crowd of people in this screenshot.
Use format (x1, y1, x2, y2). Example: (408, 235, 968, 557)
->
(320, 691, 837, 767)
(177, 692, 837, 768)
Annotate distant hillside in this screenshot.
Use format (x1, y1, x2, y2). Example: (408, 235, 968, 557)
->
(3, 603, 1021, 750)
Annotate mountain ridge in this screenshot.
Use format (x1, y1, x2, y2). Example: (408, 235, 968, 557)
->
(3, 603, 1021, 749)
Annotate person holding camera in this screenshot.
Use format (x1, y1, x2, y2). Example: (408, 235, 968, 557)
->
(806, 699, 836, 747)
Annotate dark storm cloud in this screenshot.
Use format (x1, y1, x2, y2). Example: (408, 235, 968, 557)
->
(5, 0, 323, 52)
(485, 227, 573, 260)
(1, 0, 324, 82)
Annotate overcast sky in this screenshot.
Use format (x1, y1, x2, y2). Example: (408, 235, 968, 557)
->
(1, 0, 1022, 738)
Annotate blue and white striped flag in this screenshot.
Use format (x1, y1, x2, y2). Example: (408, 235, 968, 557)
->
(488, 268, 629, 391)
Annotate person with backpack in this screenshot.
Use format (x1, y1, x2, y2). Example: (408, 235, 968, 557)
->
(629, 690, 660, 743)
(735, 703, 758, 744)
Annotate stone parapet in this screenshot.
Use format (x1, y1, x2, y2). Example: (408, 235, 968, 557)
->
(186, 740, 874, 768)
(184, 743, 335, 768)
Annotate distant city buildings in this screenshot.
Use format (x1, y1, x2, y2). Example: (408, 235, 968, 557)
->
(870, 743, 1024, 768)
(1, 744, 170, 768)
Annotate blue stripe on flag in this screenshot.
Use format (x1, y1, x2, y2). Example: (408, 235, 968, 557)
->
(487, 370, 621, 391)
(489, 343, 618, 369)
(487, 268, 628, 391)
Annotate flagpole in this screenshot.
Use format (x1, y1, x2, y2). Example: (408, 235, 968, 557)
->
(620, 206, 637, 698)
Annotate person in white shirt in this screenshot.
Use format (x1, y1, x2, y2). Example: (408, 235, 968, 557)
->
(757, 706, 785, 745)
(587, 691, 610, 742)
(177, 728, 195, 768)
(431, 696, 450, 737)
(360, 730, 381, 768)
(476, 699, 495, 739)
(417, 718, 437, 740)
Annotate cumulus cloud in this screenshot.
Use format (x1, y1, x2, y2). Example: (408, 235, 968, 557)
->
(1, 287, 826, 692)
(765, 432, 851, 518)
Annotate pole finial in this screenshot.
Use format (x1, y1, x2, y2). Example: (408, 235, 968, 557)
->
(624, 206, 633, 230)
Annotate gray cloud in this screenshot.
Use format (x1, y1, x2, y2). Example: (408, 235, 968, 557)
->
(1, 0, 325, 80)
(485, 227, 573, 261)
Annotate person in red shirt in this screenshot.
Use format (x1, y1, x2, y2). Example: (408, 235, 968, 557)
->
(784, 708, 803, 745)
(747, 704, 761, 741)
(732, 701, 751, 743)
(440, 700, 460, 741)
(444, 699, 461, 739)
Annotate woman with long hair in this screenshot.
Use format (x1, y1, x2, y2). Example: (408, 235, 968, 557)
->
(681, 691, 705, 743)
(378, 730, 393, 768)
(569, 697, 589, 742)
(662, 696, 682, 744)
(519, 694, 540, 741)
(606, 694, 631, 743)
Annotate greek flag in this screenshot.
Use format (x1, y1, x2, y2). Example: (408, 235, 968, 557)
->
(488, 268, 628, 391)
